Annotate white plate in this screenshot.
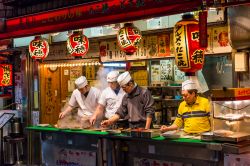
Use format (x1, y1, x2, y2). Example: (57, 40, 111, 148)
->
(37, 124, 50, 127)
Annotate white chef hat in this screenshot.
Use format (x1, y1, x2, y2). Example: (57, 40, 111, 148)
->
(182, 80, 197, 91)
(117, 71, 132, 86)
(75, 76, 88, 89)
(107, 71, 119, 82)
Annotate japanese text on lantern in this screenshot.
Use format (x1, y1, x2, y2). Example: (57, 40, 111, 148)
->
(191, 31, 204, 64)
(32, 40, 45, 57)
(174, 24, 189, 68)
(0, 65, 12, 86)
(132, 29, 141, 47)
(73, 36, 86, 54)
(191, 49, 204, 64)
(118, 28, 130, 48)
(191, 31, 199, 41)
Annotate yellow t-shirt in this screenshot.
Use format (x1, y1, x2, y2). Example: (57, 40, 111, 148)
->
(173, 96, 211, 133)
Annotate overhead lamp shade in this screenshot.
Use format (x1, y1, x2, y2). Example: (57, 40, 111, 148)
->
(67, 31, 89, 57)
(117, 23, 142, 55)
(174, 14, 205, 76)
(29, 36, 49, 60)
(0, 64, 12, 86)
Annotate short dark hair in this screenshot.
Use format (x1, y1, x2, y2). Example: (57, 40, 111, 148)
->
(128, 79, 134, 85)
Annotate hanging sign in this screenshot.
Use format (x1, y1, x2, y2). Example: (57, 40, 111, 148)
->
(0, 0, 203, 40)
(117, 23, 142, 55)
(174, 14, 205, 76)
(29, 36, 49, 60)
(0, 64, 12, 86)
(67, 31, 89, 57)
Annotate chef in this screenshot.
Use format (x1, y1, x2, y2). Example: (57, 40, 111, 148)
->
(160, 79, 211, 134)
(101, 71, 155, 129)
(59, 76, 101, 124)
(89, 71, 126, 126)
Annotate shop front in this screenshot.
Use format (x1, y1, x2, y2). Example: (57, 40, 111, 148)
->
(0, 0, 250, 165)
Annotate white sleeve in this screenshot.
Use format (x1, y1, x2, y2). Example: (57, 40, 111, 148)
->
(98, 90, 107, 106)
(68, 90, 77, 107)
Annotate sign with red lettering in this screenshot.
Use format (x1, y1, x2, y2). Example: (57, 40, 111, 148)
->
(236, 88, 250, 97)
(0, 64, 12, 86)
(0, 0, 203, 40)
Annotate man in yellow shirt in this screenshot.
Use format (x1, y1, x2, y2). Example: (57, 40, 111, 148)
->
(160, 80, 211, 134)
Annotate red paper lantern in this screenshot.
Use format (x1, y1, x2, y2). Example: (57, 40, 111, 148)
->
(117, 23, 142, 55)
(67, 31, 89, 57)
(174, 14, 205, 76)
(0, 64, 12, 86)
(29, 36, 49, 60)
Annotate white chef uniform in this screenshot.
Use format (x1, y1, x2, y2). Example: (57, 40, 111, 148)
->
(98, 71, 125, 118)
(69, 76, 101, 117)
(98, 87, 125, 118)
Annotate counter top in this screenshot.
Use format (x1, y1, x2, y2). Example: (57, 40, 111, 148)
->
(26, 125, 220, 146)
(26, 125, 109, 135)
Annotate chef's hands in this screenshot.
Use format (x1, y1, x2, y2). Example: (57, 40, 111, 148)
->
(59, 106, 72, 119)
(160, 125, 170, 132)
(59, 111, 67, 119)
(89, 115, 97, 126)
(101, 120, 112, 128)
(101, 114, 120, 128)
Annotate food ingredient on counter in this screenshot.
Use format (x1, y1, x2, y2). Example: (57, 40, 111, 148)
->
(213, 129, 234, 137)
(57, 114, 91, 129)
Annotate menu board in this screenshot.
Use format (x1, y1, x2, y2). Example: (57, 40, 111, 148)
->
(160, 60, 173, 81)
(151, 64, 160, 82)
(0, 113, 14, 129)
(174, 65, 186, 83)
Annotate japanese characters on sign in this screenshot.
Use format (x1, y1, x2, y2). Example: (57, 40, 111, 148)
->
(67, 31, 89, 57)
(29, 36, 49, 60)
(100, 26, 229, 63)
(117, 23, 142, 55)
(174, 24, 189, 69)
(158, 35, 171, 57)
(174, 14, 205, 75)
(0, 64, 12, 86)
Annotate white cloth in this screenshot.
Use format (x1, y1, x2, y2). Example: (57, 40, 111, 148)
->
(68, 87, 100, 117)
(107, 71, 119, 82)
(98, 87, 125, 118)
(186, 74, 209, 93)
(75, 76, 88, 89)
(117, 71, 132, 86)
(182, 79, 197, 90)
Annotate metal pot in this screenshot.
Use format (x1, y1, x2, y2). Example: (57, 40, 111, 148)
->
(10, 117, 23, 137)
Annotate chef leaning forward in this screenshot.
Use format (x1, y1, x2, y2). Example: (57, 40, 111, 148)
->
(101, 71, 155, 129)
(89, 71, 126, 126)
(160, 80, 211, 134)
(59, 76, 101, 126)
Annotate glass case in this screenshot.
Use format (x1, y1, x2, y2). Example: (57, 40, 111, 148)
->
(211, 88, 250, 142)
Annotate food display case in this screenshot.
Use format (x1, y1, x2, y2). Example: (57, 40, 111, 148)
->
(211, 88, 250, 142)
